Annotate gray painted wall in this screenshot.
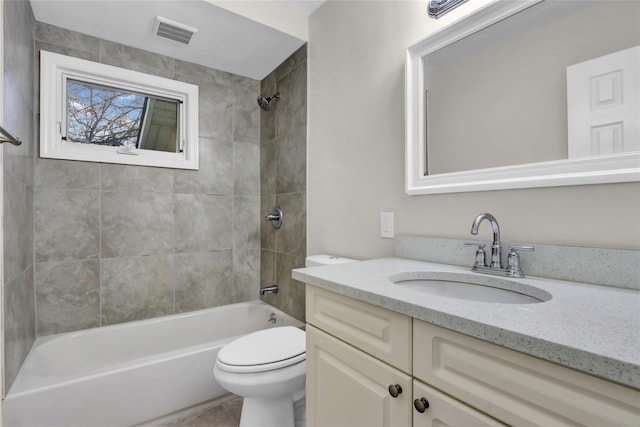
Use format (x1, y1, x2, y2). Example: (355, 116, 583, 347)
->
(259, 45, 307, 322)
(32, 23, 261, 336)
(307, 1, 640, 261)
(3, 0, 36, 394)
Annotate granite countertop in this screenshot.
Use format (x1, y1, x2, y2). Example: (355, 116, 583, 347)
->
(293, 257, 640, 389)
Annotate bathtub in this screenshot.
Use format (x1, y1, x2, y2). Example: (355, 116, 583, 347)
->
(3, 300, 303, 427)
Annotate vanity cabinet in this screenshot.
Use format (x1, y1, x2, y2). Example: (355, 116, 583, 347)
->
(306, 285, 640, 427)
(306, 285, 505, 426)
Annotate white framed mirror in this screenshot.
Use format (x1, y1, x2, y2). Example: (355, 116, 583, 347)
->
(405, 0, 640, 195)
(40, 51, 199, 170)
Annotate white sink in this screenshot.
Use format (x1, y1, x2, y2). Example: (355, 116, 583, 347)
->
(388, 271, 552, 304)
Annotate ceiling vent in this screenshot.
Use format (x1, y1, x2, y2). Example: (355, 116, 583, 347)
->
(154, 16, 198, 45)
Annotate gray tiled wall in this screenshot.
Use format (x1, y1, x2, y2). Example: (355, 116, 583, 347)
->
(33, 23, 261, 336)
(3, 0, 36, 394)
(260, 46, 307, 321)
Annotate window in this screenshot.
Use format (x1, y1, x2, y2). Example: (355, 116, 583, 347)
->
(40, 51, 199, 169)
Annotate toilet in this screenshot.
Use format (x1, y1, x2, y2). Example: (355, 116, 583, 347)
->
(213, 254, 356, 427)
(214, 326, 306, 427)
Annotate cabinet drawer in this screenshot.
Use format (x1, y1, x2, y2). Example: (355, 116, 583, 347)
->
(306, 285, 411, 373)
(413, 379, 506, 427)
(307, 325, 412, 427)
(414, 319, 640, 426)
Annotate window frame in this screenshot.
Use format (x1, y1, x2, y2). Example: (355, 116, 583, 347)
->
(40, 50, 199, 170)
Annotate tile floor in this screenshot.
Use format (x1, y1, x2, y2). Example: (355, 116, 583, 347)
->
(160, 395, 243, 427)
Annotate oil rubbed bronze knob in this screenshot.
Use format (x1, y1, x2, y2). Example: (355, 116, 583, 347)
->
(388, 384, 403, 398)
(414, 397, 430, 413)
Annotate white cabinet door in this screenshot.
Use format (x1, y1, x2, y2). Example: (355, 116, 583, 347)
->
(306, 324, 412, 427)
(413, 380, 506, 427)
(567, 46, 639, 158)
(413, 319, 640, 427)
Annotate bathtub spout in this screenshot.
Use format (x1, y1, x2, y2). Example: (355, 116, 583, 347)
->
(260, 285, 279, 295)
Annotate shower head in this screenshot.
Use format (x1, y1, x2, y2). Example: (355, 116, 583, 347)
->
(257, 92, 280, 111)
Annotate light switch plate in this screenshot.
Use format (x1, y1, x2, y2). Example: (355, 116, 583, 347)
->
(380, 212, 394, 238)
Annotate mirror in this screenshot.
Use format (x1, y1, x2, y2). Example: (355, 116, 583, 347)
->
(41, 51, 199, 170)
(406, 0, 640, 195)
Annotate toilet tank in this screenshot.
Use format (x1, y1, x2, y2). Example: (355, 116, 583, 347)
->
(305, 255, 358, 267)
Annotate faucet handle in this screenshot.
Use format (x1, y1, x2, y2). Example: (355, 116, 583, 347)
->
(464, 242, 487, 268)
(509, 245, 534, 252)
(464, 242, 486, 248)
(507, 245, 534, 277)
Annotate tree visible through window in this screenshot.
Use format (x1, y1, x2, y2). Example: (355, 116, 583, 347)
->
(66, 80, 178, 152)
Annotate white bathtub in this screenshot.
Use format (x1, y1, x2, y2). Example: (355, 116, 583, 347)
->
(3, 301, 303, 427)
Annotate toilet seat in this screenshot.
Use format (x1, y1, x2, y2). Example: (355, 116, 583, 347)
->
(216, 326, 305, 373)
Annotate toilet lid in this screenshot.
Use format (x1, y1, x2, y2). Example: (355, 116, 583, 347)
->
(217, 326, 305, 372)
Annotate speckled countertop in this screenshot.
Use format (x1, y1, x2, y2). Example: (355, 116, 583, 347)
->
(292, 258, 640, 389)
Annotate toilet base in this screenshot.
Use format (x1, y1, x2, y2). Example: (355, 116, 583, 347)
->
(240, 396, 295, 427)
(294, 396, 306, 427)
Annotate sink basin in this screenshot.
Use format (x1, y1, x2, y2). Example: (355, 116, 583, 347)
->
(388, 271, 551, 304)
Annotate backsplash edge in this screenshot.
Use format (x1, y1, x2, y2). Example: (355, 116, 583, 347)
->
(394, 235, 640, 291)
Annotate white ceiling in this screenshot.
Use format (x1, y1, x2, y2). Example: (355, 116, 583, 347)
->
(279, 0, 325, 16)
(29, 0, 325, 81)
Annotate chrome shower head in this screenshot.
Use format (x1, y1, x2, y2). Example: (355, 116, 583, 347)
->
(257, 92, 280, 111)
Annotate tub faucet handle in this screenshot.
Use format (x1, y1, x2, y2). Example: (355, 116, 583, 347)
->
(265, 207, 283, 229)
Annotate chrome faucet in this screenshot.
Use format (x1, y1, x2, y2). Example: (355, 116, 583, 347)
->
(470, 213, 502, 268)
(467, 213, 534, 278)
(259, 285, 279, 295)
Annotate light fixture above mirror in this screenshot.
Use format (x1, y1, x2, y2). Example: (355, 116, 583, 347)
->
(427, 0, 470, 19)
(406, 0, 640, 195)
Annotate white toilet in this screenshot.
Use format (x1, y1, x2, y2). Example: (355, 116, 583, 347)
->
(213, 254, 356, 427)
(214, 326, 306, 427)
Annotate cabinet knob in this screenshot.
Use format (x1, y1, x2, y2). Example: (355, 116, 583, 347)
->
(388, 384, 403, 398)
(414, 397, 430, 413)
